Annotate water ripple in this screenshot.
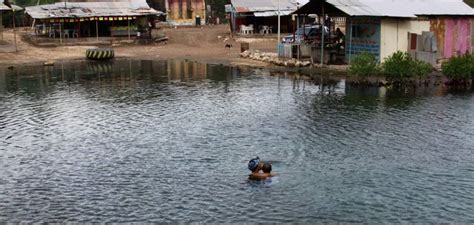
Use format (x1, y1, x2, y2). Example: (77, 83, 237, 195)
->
(0, 60, 473, 223)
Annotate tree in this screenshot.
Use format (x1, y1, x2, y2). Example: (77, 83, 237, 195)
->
(465, 0, 474, 7)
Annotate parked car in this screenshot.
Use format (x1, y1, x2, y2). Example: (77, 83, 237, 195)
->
(282, 25, 329, 44)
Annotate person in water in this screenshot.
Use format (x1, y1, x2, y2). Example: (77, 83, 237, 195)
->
(248, 157, 263, 173)
(248, 157, 275, 180)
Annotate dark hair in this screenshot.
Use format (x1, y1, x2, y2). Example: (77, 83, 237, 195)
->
(248, 157, 260, 172)
(262, 163, 272, 173)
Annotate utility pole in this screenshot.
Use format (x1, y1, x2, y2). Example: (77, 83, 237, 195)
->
(320, 0, 325, 66)
(277, 0, 280, 43)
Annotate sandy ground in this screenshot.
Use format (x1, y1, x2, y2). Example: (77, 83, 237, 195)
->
(0, 25, 280, 68)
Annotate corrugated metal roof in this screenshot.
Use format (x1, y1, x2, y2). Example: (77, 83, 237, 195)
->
(0, 1, 23, 11)
(0, 3, 10, 11)
(26, 0, 163, 19)
(232, 0, 303, 13)
(10, 4, 23, 11)
(254, 10, 294, 17)
(329, 0, 474, 17)
(1, 0, 11, 11)
(297, 0, 474, 17)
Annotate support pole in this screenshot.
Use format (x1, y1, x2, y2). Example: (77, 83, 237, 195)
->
(59, 21, 63, 44)
(128, 19, 130, 40)
(0, 11, 3, 41)
(77, 20, 80, 38)
(12, 10, 17, 52)
(349, 17, 353, 64)
(296, 14, 299, 34)
(96, 20, 99, 42)
(31, 0, 41, 30)
(320, 0, 325, 66)
(292, 14, 295, 41)
(277, 0, 280, 43)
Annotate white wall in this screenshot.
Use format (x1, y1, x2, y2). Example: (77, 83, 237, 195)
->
(380, 18, 430, 61)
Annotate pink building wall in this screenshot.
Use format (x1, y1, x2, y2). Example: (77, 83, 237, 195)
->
(443, 18, 471, 58)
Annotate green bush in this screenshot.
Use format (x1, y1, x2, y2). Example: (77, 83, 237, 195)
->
(413, 59, 433, 79)
(382, 51, 432, 81)
(442, 54, 474, 80)
(348, 53, 381, 78)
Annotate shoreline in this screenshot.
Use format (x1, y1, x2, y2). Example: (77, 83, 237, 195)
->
(2, 25, 460, 88)
(0, 25, 349, 78)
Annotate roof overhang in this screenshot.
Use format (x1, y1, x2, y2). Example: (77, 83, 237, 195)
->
(294, 0, 474, 18)
(26, 0, 162, 19)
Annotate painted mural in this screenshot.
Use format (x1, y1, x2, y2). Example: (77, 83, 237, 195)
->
(431, 17, 472, 59)
(346, 18, 381, 61)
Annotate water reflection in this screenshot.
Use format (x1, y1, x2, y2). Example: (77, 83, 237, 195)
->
(0, 60, 467, 102)
(0, 60, 473, 223)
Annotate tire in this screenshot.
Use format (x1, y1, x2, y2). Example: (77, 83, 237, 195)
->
(86, 48, 115, 60)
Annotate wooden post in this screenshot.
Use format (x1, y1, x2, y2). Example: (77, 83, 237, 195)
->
(12, 9, 17, 52)
(127, 19, 130, 40)
(77, 20, 80, 38)
(59, 21, 63, 44)
(96, 20, 99, 42)
(277, 0, 280, 43)
(348, 17, 353, 64)
(30, 0, 41, 30)
(292, 14, 295, 42)
(111, 19, 114, 38)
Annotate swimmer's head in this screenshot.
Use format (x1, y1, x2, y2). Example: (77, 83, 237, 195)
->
(248, 157, 260, 172)
(262, 163, 272, 173)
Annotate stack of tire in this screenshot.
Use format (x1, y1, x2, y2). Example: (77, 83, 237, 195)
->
(86, 48, 115, 60)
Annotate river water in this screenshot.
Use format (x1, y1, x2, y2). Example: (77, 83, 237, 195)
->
(0, 60, 473, 223)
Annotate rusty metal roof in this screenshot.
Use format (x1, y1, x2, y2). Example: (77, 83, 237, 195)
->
(26, 0, 163, 19)
(333, 0, 474, 17)
(296, 0, 474, 17)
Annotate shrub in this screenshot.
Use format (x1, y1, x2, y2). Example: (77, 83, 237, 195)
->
(348, 53, 381, 78)
(442, 54, 474, 80)
(413, 59, 433, 79)
(382, 51, 433, 81)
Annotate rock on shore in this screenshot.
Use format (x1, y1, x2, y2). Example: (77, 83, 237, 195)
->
(240, 50, 312, 67)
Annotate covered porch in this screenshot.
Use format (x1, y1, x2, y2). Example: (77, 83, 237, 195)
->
(25, 0, 164, 44)
(282, 0, 349, 65)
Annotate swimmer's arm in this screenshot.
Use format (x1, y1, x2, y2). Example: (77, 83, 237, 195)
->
(248, 173, 268, 180)
(248, 172, 277, 180)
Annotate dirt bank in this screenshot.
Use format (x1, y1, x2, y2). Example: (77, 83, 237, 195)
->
(0, 25, 282, 68)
